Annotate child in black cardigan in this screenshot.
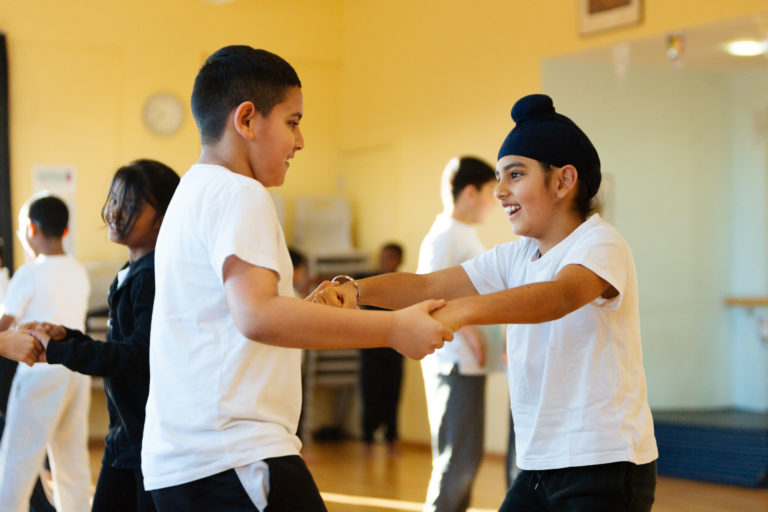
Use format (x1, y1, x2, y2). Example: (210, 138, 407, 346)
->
(23, 159, 179, 512)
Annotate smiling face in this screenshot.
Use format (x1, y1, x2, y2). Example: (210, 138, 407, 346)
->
(246, 86, 304, 187)
(494, 155, 559, 240)
(103, 180, 160, 251)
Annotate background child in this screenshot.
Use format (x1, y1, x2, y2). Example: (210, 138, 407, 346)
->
(359, 242, 405, 457)
(141, 45, 451, 512)
(416, 156, 500, 512)
(316, 94, 658, 511)
(288, 247, 312, 298)
(23, 160, 180, 512)
(0, 193, 91, 512)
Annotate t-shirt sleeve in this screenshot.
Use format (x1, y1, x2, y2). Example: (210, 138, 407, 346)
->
(559, 226, 630, 310)
(461, 244, 511, 295)
(1, 265, 34, 318)
(207, 185, 283, 283)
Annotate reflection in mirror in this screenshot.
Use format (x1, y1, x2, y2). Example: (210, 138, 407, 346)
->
(542, 12, 768, 487)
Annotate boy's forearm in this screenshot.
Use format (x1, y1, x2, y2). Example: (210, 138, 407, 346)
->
(357, 266, 476, 309)
(357, 272, 430, 309)
(438, 280, 589, 330)
(233, 294, 395, 350)
(438, 264, 610, 330)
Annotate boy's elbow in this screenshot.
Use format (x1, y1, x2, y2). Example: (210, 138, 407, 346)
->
(230, 309, 271, 341)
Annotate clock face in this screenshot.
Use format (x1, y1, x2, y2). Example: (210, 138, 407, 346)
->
(143, 92, 184, 135)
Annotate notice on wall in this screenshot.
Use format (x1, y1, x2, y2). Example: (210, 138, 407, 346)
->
(32, 165, 77, 255)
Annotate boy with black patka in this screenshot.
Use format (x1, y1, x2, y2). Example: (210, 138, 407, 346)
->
(315, 95, 658, 511)
(141, 46, 452, 512)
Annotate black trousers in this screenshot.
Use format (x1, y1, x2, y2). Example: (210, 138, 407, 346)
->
(499, 460, 657, 512)
(151, 455, 327, 512)
(360, 347, 403, 443)
(92, 463, 156, 512)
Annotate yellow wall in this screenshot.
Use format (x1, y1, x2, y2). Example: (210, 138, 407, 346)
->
(2, 0, 768, 452)
(335, 0, 768, 451)
(0, 0, 343, 262)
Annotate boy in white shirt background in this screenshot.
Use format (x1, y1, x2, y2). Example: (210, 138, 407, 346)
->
(417, 156, 504, 512)
(0, 194, 91, 512)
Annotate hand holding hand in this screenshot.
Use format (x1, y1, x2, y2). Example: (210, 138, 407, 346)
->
(311, 281, 358, 309)
(17, 321, 66, 341)
(388, 299, 454, 359)
(0, 331, 44, 366)
(26, 328, 52, 352)
(304, 280, 332, 302)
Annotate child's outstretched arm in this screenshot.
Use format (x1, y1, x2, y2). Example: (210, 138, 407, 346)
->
(0, 330, 45, 366)
(431, 264, 615, 331)
(223, 255, 453, 359)
(18, 280, 154, 378)
(312, 265, 478, 310)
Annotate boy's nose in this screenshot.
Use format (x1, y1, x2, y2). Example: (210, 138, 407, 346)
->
(295, 128, 305, 151)
(494, 182, 506, 199)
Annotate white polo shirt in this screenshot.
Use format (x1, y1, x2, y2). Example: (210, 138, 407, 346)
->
(142, 164, 301, 490)
(462, 214, 657, 470)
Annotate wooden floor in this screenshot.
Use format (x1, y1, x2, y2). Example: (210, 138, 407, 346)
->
(88, 440, 768, 511)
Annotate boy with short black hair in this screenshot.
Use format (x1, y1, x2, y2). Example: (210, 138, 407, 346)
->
(417, 155, 500, 512)
(0, 193, 91, 512)
(141, 45, 451, 511)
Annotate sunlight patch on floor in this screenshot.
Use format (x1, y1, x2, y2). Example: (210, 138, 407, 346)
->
(320, 492, 496, 511)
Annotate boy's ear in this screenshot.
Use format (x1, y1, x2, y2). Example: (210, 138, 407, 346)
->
(27, 219, 38, 236)
(61, 226, 69, 239)
(456, 184, 477, 204)
(555, 165, 578, 199)
(232, 101, 259, 140)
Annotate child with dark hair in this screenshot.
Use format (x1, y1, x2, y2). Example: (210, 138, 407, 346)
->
(417, 155, 500, 512)
(288, 247, 311, 297)
(141, 45, 450, 511)
(19, 159, 180, 512)
(0, 193, 91, 512)
(316, 94, 658, 511)
(360, 242, 405, 457)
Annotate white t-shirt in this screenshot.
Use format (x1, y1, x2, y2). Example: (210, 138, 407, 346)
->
(142, 164, 301, 490)
(2, 254, 89, 329)
(0, 267, 10, 304)
(462, 214, 657, 470)
(417, 213, 495, 375)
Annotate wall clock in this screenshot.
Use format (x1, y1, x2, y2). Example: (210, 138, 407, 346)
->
(143, 92, 184, 135)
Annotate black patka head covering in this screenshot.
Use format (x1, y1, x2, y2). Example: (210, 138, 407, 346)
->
(497, 94, 601, 198)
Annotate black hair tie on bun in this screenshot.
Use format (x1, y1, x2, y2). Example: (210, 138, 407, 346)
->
(498, 94, 601, 199)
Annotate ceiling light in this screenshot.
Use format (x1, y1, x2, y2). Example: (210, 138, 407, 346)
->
(725, 40, 766, 56)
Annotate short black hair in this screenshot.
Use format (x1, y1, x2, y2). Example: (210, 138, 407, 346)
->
(102, 159, 180, 237)
(28, 195, 69, 238)
(191, 46, 302, 145)
(381, 242, 403, 260)
(451, 156, 496, 202)
(288, 247, 307, 268)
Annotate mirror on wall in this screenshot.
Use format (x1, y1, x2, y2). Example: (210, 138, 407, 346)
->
(541, 13, 768, 412)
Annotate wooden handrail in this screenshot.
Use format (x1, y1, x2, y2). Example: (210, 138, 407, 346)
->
(725, 296, 768, 307)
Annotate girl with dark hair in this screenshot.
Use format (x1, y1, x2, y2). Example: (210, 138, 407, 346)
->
(23, 159, 180, 512)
